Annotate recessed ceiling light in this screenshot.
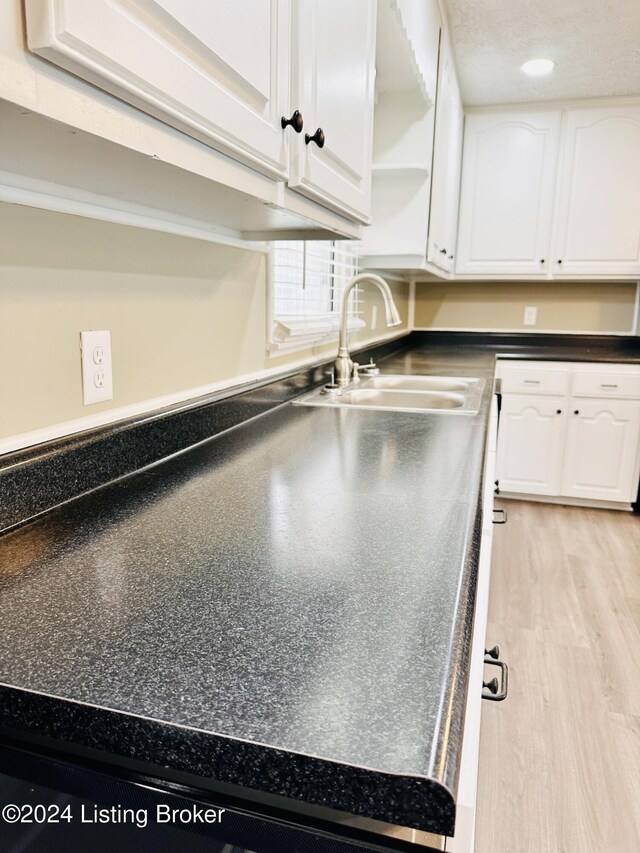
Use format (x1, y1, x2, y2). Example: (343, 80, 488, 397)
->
(521, 58, 556, 77)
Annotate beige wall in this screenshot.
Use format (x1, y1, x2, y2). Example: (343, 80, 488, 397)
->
(0, 204, 409, 442)
(414, 281, 638, 334)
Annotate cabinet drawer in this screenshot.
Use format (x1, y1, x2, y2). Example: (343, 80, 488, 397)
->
(499, 367, 570, 396)
(571, 371, 640, 399)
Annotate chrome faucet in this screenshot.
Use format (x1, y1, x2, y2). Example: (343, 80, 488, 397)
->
(333, 274, 402, 387)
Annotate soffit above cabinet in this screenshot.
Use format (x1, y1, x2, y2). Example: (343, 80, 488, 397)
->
(442, 0, 640, 106)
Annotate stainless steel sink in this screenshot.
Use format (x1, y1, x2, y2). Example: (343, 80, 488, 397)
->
(337, 388, 466, 411)
(293, 375, 485, 414)
(364, 375, 471, 392)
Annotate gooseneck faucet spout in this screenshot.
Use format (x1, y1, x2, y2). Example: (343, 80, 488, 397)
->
(334, 274, 402, 387)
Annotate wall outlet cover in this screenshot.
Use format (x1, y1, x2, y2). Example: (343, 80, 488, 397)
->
(523, 306, 538, 326)
(81, 330, 113, 405)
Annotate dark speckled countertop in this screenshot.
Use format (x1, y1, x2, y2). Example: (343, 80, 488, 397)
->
(1, 334, 637, 839)
(0, 344, 497, 837)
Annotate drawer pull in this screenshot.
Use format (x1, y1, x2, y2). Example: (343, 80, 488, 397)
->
(482, 659, 509, 702)
(601, 383, 618, 389)
(485, 645, 500, 660)
(523, 379, 540, 384)
(493, 508, 507, 524)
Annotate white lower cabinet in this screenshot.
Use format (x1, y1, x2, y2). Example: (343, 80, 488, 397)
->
(561, 399, 640, 502)
(497, 361, 640, 508)
(497, 395, 565, 495)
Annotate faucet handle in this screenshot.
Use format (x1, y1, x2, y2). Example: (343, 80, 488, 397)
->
(325, 368, 337, 387)
(321, 367, 343, 396)
(359, 358, 380, 376)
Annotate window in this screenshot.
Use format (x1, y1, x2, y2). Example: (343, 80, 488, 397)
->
(268, 241, 365, 352)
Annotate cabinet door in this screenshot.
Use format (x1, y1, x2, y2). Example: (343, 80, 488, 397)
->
(455, 111, 561, 275)
(25, 0, 291, 180)
(561, 400, 640, 502)
(553, 106, 640, 277)
(427, 31, 464, 273)
(496, 395, 566, 495)
(288, 0, 376, 224)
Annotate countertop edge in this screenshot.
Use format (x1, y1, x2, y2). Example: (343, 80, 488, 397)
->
(0, 684, 456, 835)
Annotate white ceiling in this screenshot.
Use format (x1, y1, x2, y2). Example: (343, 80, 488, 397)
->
(443, 0, 640, 106)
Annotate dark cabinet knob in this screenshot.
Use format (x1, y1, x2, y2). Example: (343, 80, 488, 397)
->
(483, 677, 499, 694)
(574, 409, 580, 415)
(485, 645, 500, 660)
(558, 259, 563, 264)
(448, 254, 454, 260)
(439, 248, 447, 254)
(540, 259, 545, 264)
(305, 127, 325, 148)
(556, 409, 562, 414)
(281, 110, 304, 133)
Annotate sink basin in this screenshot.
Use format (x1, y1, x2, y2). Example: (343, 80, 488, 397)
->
(293, 375, 485, 414)
(338, 389, 465, 411)
(365, 375, 470, 392)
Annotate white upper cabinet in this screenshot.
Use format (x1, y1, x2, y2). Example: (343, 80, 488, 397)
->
(455, 111, 561, 276)
(358, 0, 443, 267)
(288, 0, 377, 224)
(427, 30, 464, 273)
(25, 0, 291, 181)
(17, 0, 380, 236)
(552, 106, 640, 277)
(456, 102, 640, 279)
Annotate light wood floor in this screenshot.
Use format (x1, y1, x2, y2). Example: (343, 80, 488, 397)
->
(475, 499, 640, 853)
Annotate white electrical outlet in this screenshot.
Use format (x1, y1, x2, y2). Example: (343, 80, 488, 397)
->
(523, 306, 538, 326)
(81, 330, 113, 405)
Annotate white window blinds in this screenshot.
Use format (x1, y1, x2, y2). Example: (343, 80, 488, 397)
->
(270, 241, 364, 350)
